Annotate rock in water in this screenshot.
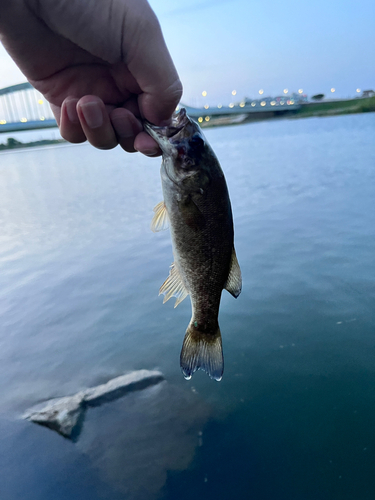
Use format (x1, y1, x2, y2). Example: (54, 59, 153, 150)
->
(24, 393, 85, 439)
(23, 370, 164, 439)
(83, 370, 164, 406)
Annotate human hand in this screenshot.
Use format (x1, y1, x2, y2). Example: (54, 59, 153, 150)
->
(0, 0, 182, 156)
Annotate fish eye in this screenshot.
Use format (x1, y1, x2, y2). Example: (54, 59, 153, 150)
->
(191, 134, 205, 149)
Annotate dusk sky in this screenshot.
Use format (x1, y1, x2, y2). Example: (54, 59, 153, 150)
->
(1, 0, 374, 105)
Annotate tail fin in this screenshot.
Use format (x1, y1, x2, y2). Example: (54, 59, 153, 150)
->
(180, 323, 223, 381)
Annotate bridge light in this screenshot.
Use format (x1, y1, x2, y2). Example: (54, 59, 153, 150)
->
(331, 88, 335, 93)
(232, 90, 236, 96)
(198, 117, 203, 123)
(356, 88, 361, 93)
(229, 103, 234, 108)
(251, 102, 256, 107)
(205, 116, 210, 122)
(40, 116, 45, 121)
(202, 91, 207, 97)
(283, 89, 288, 94)
(270, 101, 276, 106)
(217, 103, 222, 108)
(0, 119, 6, 125)
(259, 89, 264, 95)
(298, 89, 303, 94)
(204, 104, 209, 109)
(239, 102, 245, 107)
(20, 118, 28, 122)
(38, 99, 44, 105)
(261, 101, 266, 106)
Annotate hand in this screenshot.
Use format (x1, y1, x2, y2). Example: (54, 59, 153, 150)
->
(0, 0, 182, 156)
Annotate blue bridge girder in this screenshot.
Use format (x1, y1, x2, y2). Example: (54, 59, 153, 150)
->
(0, 82, 57, 133)
(0, 82, 302, 134)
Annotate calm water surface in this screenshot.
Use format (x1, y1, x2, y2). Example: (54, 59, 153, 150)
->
(0, 114, 374, 500)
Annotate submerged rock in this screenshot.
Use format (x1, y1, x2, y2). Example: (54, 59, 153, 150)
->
(23, 370, 164, 439)
(23, 393, 85, 439)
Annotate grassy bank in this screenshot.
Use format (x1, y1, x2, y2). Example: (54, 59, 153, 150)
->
(295, 96, 375, 118)
(0, 137, 65, 151)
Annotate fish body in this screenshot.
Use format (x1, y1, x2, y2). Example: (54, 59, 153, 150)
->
(144, 109, 241, 381)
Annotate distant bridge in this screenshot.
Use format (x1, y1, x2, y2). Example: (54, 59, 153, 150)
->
(0, 82, 57, 133)
(0, 82, 302, 134)
(182, 97, 301, 124)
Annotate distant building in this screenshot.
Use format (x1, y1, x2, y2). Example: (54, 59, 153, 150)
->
(362, 90, 374, 98)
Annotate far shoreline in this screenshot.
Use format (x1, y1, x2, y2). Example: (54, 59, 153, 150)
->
(1, 96, 374, 151)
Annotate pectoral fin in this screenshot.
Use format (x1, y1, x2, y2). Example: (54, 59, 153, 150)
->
(224, 248, 242, 298)
(178, 196, 206, 231)
(151, 201, 169, 232)
(159, 262, 189, 307)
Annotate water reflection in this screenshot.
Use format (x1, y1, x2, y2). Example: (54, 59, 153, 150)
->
(78, 382, 210, 500)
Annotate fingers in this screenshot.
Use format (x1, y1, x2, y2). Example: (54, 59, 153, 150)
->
(110, 107, 161, 156)
(58, 95, 117, 149)
(58, 95, 161, 156)
(134, 132, 161, 157)
(77, 96, 118, 150)
(110, 107, 142, 153)
(59, 98, 86, 143)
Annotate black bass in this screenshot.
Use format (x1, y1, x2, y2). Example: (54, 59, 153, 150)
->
(144, 108, 241, 381)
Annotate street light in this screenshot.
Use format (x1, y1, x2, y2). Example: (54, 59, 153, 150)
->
(356, 88, 361, 93)
(232, 90, 237, 96)
(283, 89, 288, 94)
(331, 88, 335, 93)
(298, 89, 303, 94)
(202, 91, 207, 97)
(259, 89, 264, 95)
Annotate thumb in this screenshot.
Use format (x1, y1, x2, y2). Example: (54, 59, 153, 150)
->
(122, 1, 183, 125)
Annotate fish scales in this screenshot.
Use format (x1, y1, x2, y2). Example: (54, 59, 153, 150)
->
(144, 108, 241, 381)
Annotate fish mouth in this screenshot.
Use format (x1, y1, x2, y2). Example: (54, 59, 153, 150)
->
(143, 108, 189, 142)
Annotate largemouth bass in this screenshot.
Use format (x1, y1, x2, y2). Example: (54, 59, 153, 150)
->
(144, 108, 241, 381)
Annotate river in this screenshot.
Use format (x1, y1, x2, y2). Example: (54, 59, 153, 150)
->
(0, 113, 374, 500)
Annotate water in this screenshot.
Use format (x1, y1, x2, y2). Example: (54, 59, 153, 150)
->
(0, 114, 374, 500)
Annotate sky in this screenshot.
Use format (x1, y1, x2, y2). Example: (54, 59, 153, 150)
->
(0, 0, 374, 106)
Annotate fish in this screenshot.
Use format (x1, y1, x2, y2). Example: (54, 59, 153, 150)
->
(144, 108, 241, 381)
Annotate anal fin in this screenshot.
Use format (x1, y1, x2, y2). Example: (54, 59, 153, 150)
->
(159, 262, 189, 307)
(225, 248, 242, 298)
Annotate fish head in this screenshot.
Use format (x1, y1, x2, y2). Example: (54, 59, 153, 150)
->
(144, 108, 212, 181)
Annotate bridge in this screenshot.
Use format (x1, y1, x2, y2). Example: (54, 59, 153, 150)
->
(0, 82, 302, 134)
(182, 98, 301, 126)
(0, 82, 57, 133)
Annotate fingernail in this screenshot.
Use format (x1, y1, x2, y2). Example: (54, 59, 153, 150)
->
(80, 102, 103, 129)
(139, 149, 160, 157)
(65, 99, 79, 124)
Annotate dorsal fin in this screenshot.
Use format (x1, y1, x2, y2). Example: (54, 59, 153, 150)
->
(224, 248, 242, 298)
(151, 201, 169, 232)
(159, 262, 189, 307)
